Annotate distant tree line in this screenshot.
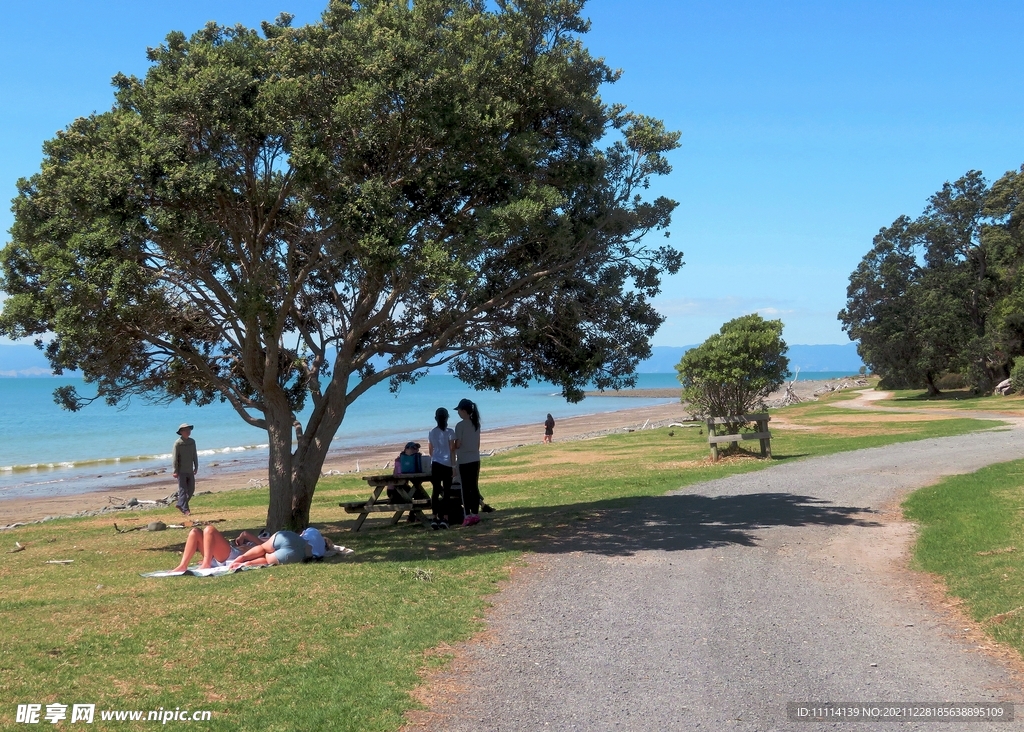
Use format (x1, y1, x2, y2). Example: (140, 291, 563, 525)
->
(839, 166, 1024, 395)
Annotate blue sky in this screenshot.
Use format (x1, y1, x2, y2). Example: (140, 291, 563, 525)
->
(1, 0, 1022, 346)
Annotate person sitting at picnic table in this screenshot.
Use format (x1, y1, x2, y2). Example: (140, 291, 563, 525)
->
(388, 441, 426, 504)
(170, 524, 261, 573)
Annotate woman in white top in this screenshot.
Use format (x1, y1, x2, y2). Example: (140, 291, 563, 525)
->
(428, 407, 456, 529)
(453, 398, 482, 527)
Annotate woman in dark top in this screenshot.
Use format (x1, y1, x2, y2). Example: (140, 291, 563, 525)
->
(543, 413, 555, 444)
(453, 398, 482, 527)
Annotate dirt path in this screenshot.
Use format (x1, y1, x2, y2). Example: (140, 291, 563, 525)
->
(410, 401, 1024, 731)
(839, 388, 1024, 425)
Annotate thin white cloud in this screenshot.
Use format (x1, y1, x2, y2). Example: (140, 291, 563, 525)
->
(653, 296, 803, 319)
(755, 307, 798, 317)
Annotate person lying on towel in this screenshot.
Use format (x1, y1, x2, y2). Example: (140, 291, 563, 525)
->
(170, 525, 261, 573)
(228, 527, 336, 569)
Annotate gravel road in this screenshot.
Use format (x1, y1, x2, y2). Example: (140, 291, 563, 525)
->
(418, 419, 1024, 731)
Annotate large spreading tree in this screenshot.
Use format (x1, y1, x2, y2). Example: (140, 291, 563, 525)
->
(840, 167, 1024, 394)
(0, 0, 683, 531)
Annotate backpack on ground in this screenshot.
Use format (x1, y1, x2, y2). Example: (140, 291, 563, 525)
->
(445, 481, 465, 525)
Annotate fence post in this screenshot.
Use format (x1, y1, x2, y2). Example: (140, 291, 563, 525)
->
(707, 418, 718, 462)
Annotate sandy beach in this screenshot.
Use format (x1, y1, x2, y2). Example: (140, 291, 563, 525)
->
(0, 375, 864, 527)
(0, 401, 688, 526)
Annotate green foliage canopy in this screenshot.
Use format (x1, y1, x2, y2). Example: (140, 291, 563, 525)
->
(839, 167, 1024, 394)
(675, 314, 789, 429)
(0, 0, 683, 530)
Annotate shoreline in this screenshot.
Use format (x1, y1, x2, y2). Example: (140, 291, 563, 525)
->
(0, 401, 686, 527)
(0, 376, 870, 528)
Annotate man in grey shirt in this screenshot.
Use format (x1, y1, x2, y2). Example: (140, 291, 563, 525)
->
(172, 423, 199, 516)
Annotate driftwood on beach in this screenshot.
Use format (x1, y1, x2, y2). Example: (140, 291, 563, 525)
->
(108, 495, 173, 508)
(113, 518, 222, 534)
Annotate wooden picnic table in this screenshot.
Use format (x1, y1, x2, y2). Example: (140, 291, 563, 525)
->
(340, 472, 432, 532)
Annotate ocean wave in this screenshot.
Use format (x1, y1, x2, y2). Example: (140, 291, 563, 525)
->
(0, 476, 68, 490)
(196, 444, 269, 457)
(0, 443, 270, 474)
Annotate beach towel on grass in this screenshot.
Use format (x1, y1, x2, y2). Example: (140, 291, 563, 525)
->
(140, 547, 353, 577)
(140, 565, 265, 578)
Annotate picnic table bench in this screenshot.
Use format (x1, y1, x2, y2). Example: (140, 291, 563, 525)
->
(340, 472, 432, 532)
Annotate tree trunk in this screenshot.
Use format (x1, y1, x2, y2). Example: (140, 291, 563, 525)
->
(264, 385, 350, 532)
(924, 372, 942, 397)
(265, 411, 299, 532)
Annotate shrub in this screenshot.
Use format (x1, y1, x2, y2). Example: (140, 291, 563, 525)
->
(1010, 361, 1024, 394)
(675, 314, 789, 433)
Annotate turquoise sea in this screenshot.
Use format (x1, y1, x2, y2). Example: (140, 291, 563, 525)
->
(0, 371, 858, 501)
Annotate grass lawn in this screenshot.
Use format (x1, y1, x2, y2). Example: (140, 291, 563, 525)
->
(0, 395, 1005, 730)
(879, 389, 1024, 415)
(903, 460, 1024, 652)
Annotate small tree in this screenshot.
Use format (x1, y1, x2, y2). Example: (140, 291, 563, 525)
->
(675, 314, 789, 435)
(0, 1, 682, 532)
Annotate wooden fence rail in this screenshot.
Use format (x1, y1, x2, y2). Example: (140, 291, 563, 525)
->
(706, 413, 771, 461)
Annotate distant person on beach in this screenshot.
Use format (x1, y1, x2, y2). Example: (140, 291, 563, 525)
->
(453, 398, 482, 527)
(170, 525, 257, 572)
(171, 423, 198, 516)
(428, 407, 456, 529)
(544, 413, 555, 444)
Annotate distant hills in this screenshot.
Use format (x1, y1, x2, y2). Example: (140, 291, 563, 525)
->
(0, 342, 864, 377)
(0, 344, 55, 377)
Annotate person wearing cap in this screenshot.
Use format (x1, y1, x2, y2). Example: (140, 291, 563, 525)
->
(172, 423, 199, 516)
(427, 407, 456, 529)
(396, 441, 424, 474)
(388, 441, 426, 506)
(453, 398, 482, 527)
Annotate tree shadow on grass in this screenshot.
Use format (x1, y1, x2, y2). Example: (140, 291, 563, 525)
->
(342, 491, 880, 563)
(141, 491, 877, 566)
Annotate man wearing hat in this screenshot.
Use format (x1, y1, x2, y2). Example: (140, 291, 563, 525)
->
(172, 423, 199, 516)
